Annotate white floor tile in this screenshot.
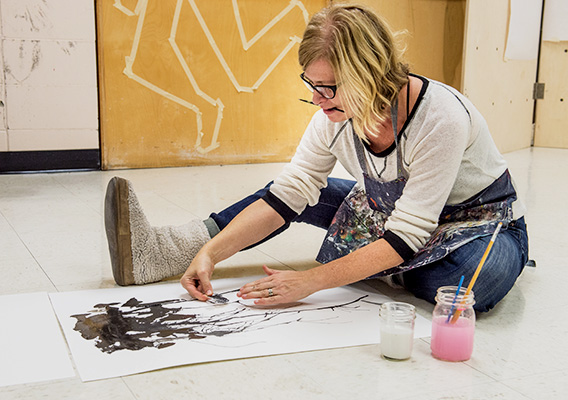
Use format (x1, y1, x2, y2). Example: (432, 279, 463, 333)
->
(402, 381, 532, 400)
(467, 304, 568, 381)
(502, 369, 568, 400)
(287, 342, 494, 400)
(0, 377, 136, 400)
(0, 257, 55, 295)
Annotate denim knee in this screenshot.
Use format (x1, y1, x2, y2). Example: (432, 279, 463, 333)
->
(401, 222, 528, 312)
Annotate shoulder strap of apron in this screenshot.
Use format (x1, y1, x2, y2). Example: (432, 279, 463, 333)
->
(392, 99, 407, 179)
(352, 99, 406, 179)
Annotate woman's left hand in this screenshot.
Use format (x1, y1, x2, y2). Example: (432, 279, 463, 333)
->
(237, 265, 316, 305)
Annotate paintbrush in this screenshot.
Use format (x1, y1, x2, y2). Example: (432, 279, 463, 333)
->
(299, 98, 317, 106)
(446, 275, 465, 323)
(450, 222, 503, 324)
(299, 98, 345, 113)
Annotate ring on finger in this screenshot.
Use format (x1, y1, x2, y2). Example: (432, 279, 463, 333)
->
(268, 288, 274, 297)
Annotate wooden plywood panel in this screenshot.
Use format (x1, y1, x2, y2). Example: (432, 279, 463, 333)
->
(355, 0, 466, 90)
(97, 0, 325, 169)
(461, 0, 537, 153)
(534, 41, 568, 148)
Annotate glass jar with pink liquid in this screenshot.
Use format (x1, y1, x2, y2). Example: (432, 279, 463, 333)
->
(430, 286, 476, 362)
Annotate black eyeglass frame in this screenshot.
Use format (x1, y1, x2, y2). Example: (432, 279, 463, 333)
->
(300, 72, 338, 100)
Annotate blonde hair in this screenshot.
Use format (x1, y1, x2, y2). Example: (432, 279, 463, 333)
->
(298, 3, 409, 141)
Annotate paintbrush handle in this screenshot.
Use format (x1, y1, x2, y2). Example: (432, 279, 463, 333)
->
(450, 222, 503, 323)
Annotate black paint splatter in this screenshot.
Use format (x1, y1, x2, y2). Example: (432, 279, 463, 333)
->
(207, 293, 230, 305)
(71, 292, 370, 354)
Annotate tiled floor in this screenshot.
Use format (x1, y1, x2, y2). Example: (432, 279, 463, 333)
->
(1, 147, 567, 399)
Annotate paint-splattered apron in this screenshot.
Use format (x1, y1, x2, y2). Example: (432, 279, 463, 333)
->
(316, 102, 517, 277)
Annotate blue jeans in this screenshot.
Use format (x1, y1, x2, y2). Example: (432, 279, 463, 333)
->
(400, 217, 529, 312)
(209, 178, 356, 245)
(209, 178, 529, 312)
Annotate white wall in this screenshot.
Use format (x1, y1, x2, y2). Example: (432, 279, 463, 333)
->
(461, 0, 538, 154)
(0, 32, 6, 151)
(0, 0, 98, 153)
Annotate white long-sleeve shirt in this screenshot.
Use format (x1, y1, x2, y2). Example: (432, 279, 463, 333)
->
(268, 75, 525, 254)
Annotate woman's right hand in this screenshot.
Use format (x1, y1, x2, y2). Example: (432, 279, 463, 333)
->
(180, 199, 286, 301)
(180, 250, 215, 301)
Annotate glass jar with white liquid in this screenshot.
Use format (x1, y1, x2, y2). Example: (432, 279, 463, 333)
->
(379, 302, 416, 360)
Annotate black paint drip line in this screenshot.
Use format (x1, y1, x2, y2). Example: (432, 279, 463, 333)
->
(71, 294, 370, 354)
(361, 300, 385, 306)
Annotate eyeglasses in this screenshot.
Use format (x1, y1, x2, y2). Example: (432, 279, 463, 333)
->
(300, 72, 337, 100)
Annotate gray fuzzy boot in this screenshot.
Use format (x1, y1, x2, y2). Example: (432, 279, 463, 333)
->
(104, 177, 211, 285)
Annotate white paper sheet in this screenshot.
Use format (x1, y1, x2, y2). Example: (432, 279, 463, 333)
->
(0, 292, 75, 387)
(505, 0, 543, 60)
(542, 0, 568, 42)
(49, 277, 431, 382)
